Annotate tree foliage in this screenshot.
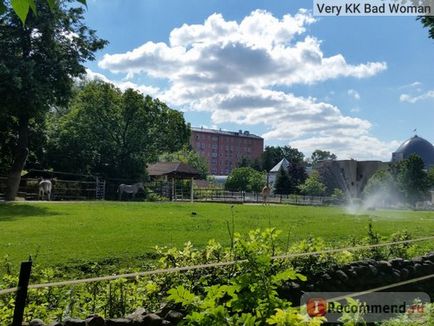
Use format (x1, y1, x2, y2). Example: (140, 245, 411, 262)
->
(261, 146, 304, 172)
(159, 146, 208, 179)
(397, 154, 431, 205)
(298, 171, 327, 196)
(259, 145, 307, 193)
(225, 167, 265, 192)
(363, 168, 402, 206)
(274, 167, 291, 195)
(364, 155, 432, 207)
(428, 167, 434, 187)
(45, 81, 190, 180)
(420, 16, 434, 40)
(311, 149, 337, 166)
(0, 0, 106, 199)
(0, 0, 87, 25)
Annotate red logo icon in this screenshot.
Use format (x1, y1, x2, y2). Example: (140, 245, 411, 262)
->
(307, 297, 328, 317)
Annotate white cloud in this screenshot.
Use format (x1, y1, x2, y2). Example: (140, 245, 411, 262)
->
(96, 10, 395, 160)
(85, 69, 160, 97)
(347, 89, 360, 100)
(291, 136, 401, 161)
(399, 81, 422, 89)
(400, 90, 434, 104)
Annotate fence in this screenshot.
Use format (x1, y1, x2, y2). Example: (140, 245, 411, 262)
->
(1, 174, 337, 205)
(192, 188, 336, 205)
(0, 176, 99, 201)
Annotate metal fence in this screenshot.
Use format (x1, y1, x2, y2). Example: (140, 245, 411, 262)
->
(0, 175, 336, 205)
(192, 188, 336, 205)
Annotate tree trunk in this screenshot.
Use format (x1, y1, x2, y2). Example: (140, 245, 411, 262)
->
(6, 117, 29, 201)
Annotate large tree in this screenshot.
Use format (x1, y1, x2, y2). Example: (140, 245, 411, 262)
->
(0, 0, 106, 200)
(261, 146, 305, 171)
(397, 154, 431, 205)
(311, 149, 337, 166)
(46, 81, 190, 179)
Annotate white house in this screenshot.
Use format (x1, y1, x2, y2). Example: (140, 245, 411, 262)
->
(268, 158, 290, 191)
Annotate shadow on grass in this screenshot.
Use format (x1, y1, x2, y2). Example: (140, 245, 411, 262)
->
(0, 203, 60, 221)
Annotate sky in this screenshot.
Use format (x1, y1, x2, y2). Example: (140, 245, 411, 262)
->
(82, 0, 434, 161)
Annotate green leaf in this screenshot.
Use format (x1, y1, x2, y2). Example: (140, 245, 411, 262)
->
(167, 286, 197, 306)
(77, 0, 87, 7)
(46, 0, 56, 11)
(28, 0, 36, 14)
(11, 0, 30, 25)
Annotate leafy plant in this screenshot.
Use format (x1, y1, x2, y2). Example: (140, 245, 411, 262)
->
(166, 228, 323, 325)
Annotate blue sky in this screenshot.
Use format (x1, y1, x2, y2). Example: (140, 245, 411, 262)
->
(83, 0, 434, 160)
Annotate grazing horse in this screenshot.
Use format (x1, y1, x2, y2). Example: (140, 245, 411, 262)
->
(261, 185, 271, 205)
(39, 179, 52, 201)
(118, 182, 145, 200)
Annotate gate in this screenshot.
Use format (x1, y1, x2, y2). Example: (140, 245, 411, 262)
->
(95, 177, 106, 200)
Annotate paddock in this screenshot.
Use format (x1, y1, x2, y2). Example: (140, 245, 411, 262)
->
(1, 201, 434, 268)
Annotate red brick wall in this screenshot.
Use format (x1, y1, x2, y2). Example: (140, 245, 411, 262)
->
(190, 129, 264, 175)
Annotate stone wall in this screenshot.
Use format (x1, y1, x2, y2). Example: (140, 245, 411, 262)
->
(280, 253, 434, 305)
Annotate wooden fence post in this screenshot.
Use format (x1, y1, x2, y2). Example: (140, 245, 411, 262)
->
(12, 258, 32, 326)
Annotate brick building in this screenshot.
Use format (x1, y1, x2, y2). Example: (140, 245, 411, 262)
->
(190, 127, 264, 175)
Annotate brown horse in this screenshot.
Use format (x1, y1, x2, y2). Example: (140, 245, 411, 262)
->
(261, 185, 271, 205)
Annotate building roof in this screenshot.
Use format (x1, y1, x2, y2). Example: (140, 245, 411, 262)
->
(270, 158, 290, 173)
(191, 127, 263, 139)
(147, 162, 201, 179)
(392, 135, 434, 167)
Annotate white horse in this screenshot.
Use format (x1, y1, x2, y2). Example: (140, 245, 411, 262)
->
(261, 185, 271, 205)
(118, 182, 145, 200)
(39, 179, 52, 201)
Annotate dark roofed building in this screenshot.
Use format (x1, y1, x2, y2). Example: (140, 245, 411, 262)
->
(147, 162, 201, 179)
(392, 135, 434, 168)
(147, 162, 201, 202)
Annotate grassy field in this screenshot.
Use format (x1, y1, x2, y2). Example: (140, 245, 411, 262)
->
(1, 201, 434, 269)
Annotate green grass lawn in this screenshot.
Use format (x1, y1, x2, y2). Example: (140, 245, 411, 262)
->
(1, 201, 434, 269)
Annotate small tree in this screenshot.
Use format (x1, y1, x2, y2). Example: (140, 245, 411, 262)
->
(298, 171, 326, 196)
(225, 167, 264, 192)
(274, 168, 291, 195)
(331, 188, 345, 201)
